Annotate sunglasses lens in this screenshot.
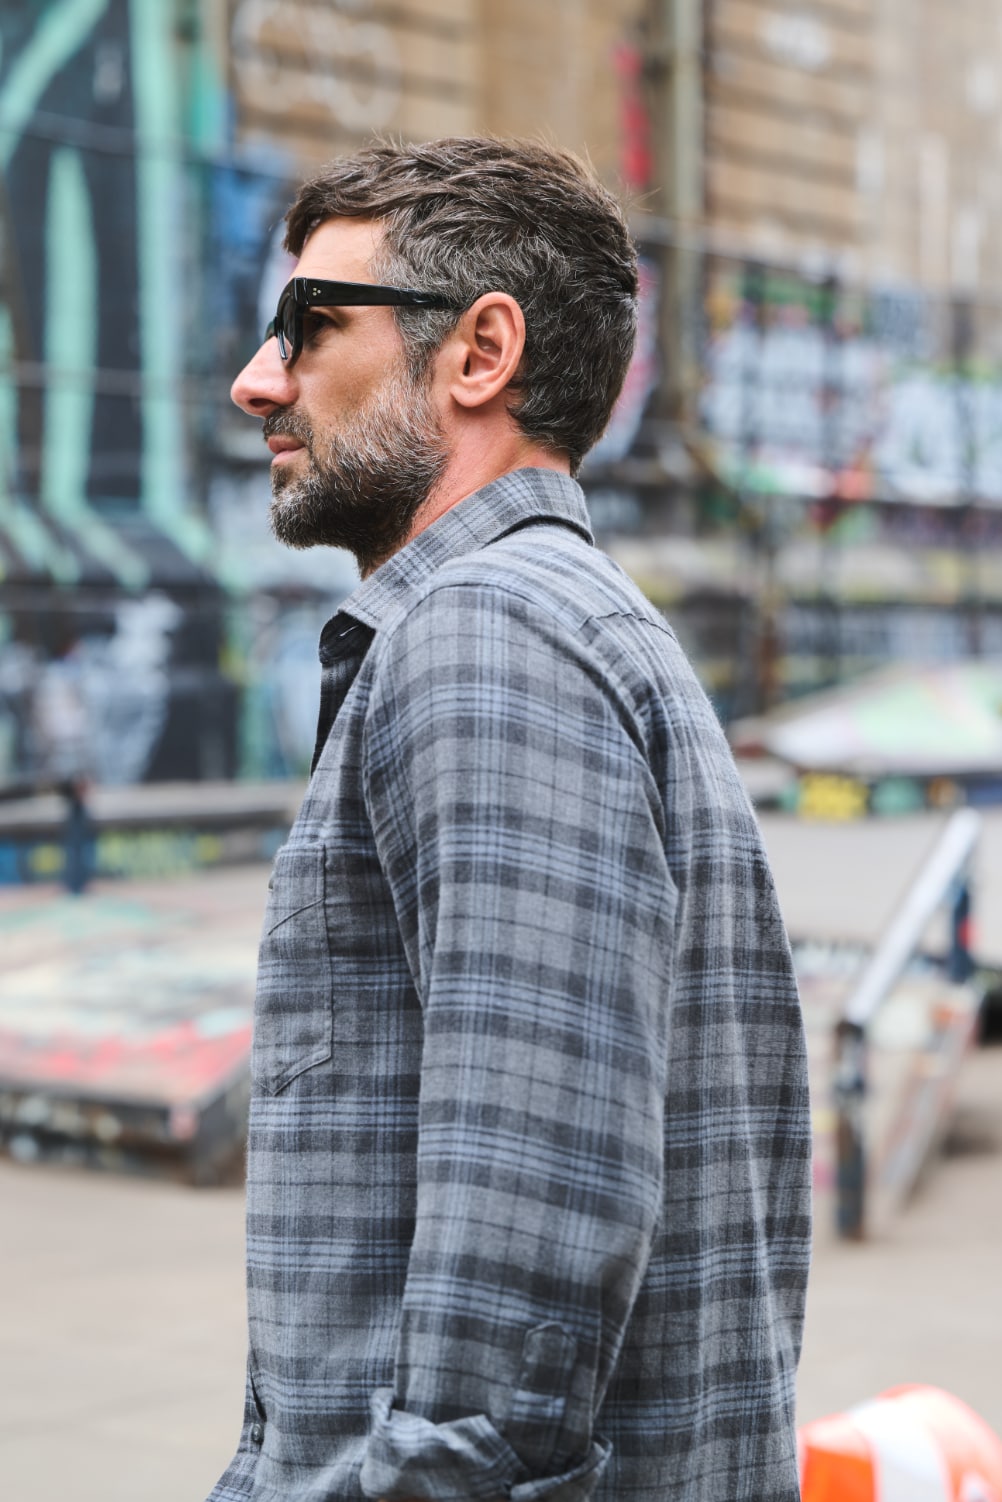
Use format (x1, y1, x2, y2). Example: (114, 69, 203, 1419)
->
(272, 291, 297, 362)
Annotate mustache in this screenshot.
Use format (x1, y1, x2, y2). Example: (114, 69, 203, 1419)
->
(262, 409, 313, 448)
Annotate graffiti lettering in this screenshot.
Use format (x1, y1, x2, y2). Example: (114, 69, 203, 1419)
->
(703, 314, 1002, 506)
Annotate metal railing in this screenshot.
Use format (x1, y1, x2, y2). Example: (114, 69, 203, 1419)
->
(0, 778, 91, 894)
(834, 808, 982, 1239)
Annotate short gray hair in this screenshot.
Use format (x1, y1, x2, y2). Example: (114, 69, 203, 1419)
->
(284, 137, 639, 474)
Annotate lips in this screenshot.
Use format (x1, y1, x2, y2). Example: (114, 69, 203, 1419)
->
(266, 435, 304, 456)
(262, 410, 312, 464)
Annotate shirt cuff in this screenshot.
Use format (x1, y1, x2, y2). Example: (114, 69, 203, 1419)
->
(360, 1388, 611, 1502)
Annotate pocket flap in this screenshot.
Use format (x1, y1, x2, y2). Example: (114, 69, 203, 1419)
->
(254, 843, 333, 1094)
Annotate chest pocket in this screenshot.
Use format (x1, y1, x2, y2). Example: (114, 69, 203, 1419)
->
(252, 843, 334, 1094)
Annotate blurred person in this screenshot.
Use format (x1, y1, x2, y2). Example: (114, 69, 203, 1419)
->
(210, 137, 811, 1502)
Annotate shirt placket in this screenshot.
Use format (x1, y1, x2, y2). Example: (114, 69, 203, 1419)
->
(312, 616, 375, 773)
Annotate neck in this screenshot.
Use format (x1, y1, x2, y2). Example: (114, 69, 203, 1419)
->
(399, 430, 570, 559)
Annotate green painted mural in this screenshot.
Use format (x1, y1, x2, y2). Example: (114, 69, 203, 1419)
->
(2, 0, 1000, 799)
(0, 0, 358, 792)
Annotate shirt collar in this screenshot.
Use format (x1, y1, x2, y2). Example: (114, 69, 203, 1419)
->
(334, 467, 594, 634)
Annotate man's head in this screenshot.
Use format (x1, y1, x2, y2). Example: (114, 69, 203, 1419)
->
(232, 137, 638, 572)
(283, 137, 638, 472)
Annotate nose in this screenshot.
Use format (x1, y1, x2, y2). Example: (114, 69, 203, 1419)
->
(230, 338, 297, 416)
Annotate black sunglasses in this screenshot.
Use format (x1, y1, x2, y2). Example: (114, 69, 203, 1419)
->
(265, 277, 461, 365)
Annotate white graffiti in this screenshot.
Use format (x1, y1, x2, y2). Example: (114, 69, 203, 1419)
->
(25, 594, 181, 785)
(760, 13, 831, 73)
(872, 374, 1002, 504)
(702, 319, 1002, 505)
(702, 321, 885, 482)
(231, 0, 401, 132)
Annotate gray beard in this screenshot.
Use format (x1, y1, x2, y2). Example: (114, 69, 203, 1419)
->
(264, 365, 448, 575)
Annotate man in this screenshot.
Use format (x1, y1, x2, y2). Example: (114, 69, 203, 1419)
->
(211, 137, 811, 1502)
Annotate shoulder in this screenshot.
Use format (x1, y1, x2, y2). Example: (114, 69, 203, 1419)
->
(374, 523, 673, 665)
(364, 525, 716, 768)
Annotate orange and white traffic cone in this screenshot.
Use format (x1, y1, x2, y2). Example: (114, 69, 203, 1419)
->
(798, 1385, 1002, 1502)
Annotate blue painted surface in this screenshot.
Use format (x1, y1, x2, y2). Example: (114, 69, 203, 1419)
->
(0, 2, 352, 789)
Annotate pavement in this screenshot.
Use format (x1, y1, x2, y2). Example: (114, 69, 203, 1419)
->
(0, 1158, 246, 1502)
(2, 811, 1002, 1497)
(799, 1041, 1002, 1433)
(2, 1042, 999, 1502)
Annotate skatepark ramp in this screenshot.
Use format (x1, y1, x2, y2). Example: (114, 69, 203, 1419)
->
(830, 809, 983, 1239)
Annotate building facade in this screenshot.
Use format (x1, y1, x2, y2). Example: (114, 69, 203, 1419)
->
(0, 0, 649, 807)
(3, 0, 1002, 817)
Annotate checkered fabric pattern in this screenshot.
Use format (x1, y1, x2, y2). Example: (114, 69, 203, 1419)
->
(208, 469, 812, 1502)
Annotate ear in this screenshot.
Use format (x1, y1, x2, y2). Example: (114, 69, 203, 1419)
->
(445, 293, 526, 410)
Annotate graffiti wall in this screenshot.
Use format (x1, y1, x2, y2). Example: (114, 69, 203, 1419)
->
(0, 0, 360, 788)
(0, 0, 667, 791)
(701, 263, 1002, 507)
(4, 1, 1001, 794)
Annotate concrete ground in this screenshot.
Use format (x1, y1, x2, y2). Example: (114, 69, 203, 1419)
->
(799, 1042, 1002, 1433)
(0, 1160, 245, 1502)
(3, 809, 1002, 1498)
(2, 1043, 1000, 1502)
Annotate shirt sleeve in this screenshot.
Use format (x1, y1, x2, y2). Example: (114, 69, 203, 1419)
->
(359, 580, 678, 1502)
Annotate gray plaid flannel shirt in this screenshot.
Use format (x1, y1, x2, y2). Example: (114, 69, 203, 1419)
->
(209, 468, 811, 1502)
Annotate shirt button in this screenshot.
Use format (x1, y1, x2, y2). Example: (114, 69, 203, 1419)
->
(250, 1422, 265, 1446)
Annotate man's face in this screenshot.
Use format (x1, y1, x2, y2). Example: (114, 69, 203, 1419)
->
(230, 218, 448, 575)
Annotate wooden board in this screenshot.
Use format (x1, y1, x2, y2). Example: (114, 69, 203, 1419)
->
(707, 96, 860, 181)
(706, 46, 871, 124)
(478, 0, 643, 181)
(228, 0, 477, 148)
(715, 0, 873, 78)
(707, 156, 861, 239)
